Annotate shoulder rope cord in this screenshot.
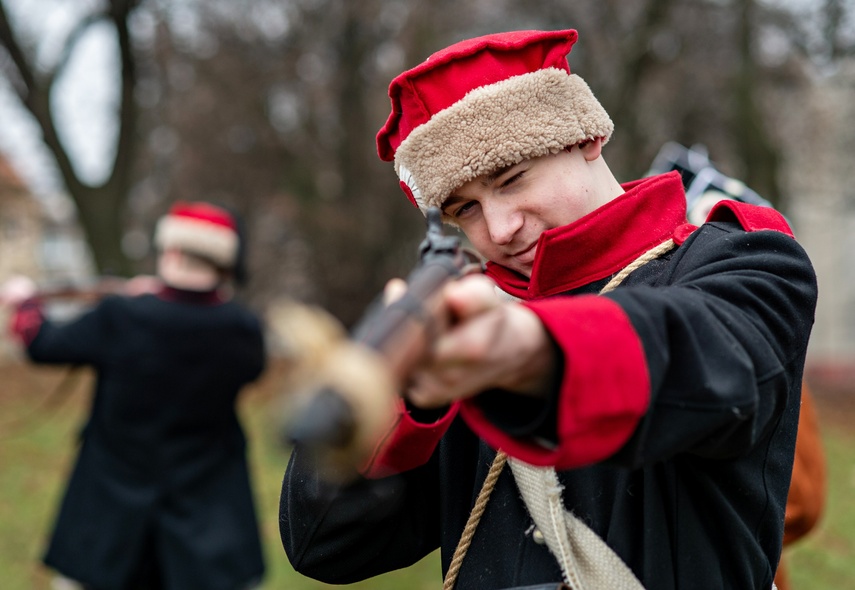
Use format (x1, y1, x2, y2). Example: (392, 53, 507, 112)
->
(442, 450, 508, 590)
(443, 239, 676, 590)
(599, 240, 675, 295)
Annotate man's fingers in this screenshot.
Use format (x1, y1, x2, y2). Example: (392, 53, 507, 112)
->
(443, 274, 500, 319)
(407, 368, 464, 409)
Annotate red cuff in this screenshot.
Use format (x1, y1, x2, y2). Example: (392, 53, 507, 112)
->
(461, 295, 649, 469)
(359, 399, 459, 478)
(9, 298, 45, 346)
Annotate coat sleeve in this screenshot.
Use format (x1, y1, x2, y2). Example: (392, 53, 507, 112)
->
(462, 222, 817, 470)
(234, 308, 267, 384)
(782, 382, 826, 545)
(280, 444, 441, 584)
(24, 298, 115, 366)
(359, 399, 459, 478)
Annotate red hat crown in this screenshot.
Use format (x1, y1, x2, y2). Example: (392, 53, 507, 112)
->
(167, 201, 238, 231)
(377, 30, 577, 161)
(154, 201, 240, 269)
(374, 29, 613, 214)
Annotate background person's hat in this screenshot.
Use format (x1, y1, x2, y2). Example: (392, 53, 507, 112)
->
(376, 29, 614, 215)
(154, 201, 240, 272)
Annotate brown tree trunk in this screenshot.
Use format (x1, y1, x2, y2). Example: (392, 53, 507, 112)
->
(0, 0, 140, 277)
(733, 0, 783, 208)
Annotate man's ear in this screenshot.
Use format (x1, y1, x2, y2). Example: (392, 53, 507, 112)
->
(580, 137, 604, 162)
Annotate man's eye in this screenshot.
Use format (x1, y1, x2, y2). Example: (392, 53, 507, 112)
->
(500, 171, 524, 188)
(452, 201, 478, 218)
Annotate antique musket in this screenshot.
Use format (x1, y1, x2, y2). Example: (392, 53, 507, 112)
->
(284, 207, 483, 481)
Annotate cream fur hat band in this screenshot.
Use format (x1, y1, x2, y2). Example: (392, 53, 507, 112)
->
(375, 29, 614, 214)
(154, 201, 239, 270)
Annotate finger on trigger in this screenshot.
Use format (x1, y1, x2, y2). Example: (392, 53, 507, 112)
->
(444, 274, 500, 318)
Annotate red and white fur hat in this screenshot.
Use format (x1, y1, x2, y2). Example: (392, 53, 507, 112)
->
(376, 29, 613, 215)
(154, 201, 239, 270)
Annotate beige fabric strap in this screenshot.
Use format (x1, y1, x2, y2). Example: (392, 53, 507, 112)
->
(443, 240, 677, 589)
(508, 458, 644, 589)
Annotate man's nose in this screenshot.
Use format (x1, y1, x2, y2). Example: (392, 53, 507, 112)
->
(483, 201, 523, 246)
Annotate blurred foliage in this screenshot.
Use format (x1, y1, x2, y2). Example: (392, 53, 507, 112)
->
(3, 0, 855, 324)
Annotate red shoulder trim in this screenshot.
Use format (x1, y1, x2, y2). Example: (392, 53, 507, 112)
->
(673, 222, 698, 245)
(707, 201, 794, 238)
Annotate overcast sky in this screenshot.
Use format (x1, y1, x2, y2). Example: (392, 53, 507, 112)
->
(0, 0, 118, 198)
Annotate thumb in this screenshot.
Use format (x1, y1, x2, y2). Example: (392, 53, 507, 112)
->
(443, 274, 500, 321)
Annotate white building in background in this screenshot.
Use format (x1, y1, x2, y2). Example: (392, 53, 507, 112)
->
(0, 153, 94, 359)
(37, 192, 96, 284)
(779, 60, 855, 377)
(0, 156, 42, 277)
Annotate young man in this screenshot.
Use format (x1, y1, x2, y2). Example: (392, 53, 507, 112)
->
(280, 30, 817, 589)
(4, 202, 266, 590)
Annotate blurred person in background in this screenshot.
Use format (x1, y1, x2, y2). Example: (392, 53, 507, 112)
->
(1, 201, 266, 590)
(280, 29, 818, 589)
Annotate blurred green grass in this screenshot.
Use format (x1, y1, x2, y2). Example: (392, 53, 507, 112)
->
(0, 362, 439, 590)
(785, 398, 855, 589)
(1, 361, 852, 589)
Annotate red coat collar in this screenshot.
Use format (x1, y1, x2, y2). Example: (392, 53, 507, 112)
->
(157, 285, 225, 305)
(485, 171, 690, 299)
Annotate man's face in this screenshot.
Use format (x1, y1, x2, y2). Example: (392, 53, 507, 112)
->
(441, 144, 615, 277)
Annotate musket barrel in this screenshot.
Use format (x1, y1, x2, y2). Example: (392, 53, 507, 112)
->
(283, 207, 482, 481)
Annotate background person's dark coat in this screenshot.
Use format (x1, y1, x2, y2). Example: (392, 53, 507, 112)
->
(26, 288, 266, 590)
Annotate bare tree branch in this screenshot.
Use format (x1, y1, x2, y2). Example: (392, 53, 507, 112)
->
(44, 12, 105, 90)
(733, 0, 783, 206)
(606, 0, 680, 175)
(0, 0, 144, 276)
(0, 1, 37, 99)
(824, 0, 849, 59)
(104, 0, 139, 187)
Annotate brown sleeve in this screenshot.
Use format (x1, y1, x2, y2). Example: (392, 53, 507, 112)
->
(783, 382, 827, 545)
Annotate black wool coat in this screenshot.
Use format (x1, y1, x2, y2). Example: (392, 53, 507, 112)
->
(27, 289, 266, 590)
(280, 174, 818, 590)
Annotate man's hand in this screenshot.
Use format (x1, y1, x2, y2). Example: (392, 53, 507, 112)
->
(405, 274, 557, 409)
(0, 275, 37, 308)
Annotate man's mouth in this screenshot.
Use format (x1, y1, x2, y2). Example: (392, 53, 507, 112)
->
(511, 242, 537, 264)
